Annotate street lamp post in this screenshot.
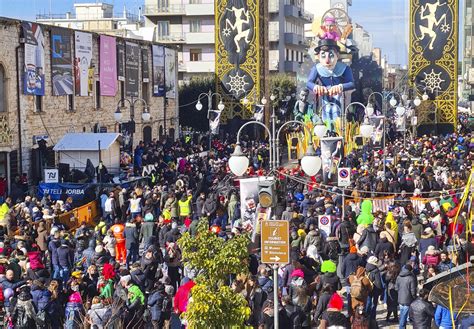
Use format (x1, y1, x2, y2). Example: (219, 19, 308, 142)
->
(228, 102, 321, 329)
(114, 96, 151, 154)
(195, 90, 225, 151)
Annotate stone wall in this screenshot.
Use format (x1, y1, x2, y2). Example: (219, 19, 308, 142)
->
(0, 17, 179, 181)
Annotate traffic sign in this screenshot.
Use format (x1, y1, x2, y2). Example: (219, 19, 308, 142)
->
(261, 220, 290, 265)
(318, 215, 332, 237)
(338, 167, 351, 187)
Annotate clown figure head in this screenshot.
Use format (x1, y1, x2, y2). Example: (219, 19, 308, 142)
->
(316, 40, 340, 71)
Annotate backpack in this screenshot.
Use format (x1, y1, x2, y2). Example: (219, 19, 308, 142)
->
(350, 276, 370, 300)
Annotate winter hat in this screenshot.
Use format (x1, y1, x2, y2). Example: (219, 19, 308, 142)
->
(423, 227, 433, 234)
(144, 213, 154, 222)
(120, 275, 131, 285)
(367, 256, 379, 266)
(290, 269, 304, 278)
(350, 246, 358, 254)
(327, 293, 344, 310)
(359, 246, 369, 255)
(95, 245, 104, 254)
(171, 222, 178, 230)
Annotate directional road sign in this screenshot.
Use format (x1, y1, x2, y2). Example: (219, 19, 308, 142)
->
(261, 220, 290, 264)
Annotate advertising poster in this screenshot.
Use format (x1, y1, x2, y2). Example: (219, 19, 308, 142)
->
(369, 116, 385, 149)
(74, 31, 92, 96)
(141, 47, 150, 83)
(152, 45, 165, 96)
(99, 35, 117, 96)
(165, 47, 176, 98)
(321, 137, 343, 184)
(125, 42, 139, 97)
(21, 22, 45, 95)
(117, 42, 125, 81)
(51, 28, 73, 95)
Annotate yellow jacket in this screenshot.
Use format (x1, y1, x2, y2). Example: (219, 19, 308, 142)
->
(385, 212, 399, 244)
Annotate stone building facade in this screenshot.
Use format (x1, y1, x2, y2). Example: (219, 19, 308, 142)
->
(0, 17, 178, 194)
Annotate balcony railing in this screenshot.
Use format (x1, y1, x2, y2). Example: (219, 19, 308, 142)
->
(36, 12, 140, 21)
(155, 32, 185, 43)
(143, 5, 185, 16)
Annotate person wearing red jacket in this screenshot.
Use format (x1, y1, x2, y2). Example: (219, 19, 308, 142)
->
(111, 220, 126, 264)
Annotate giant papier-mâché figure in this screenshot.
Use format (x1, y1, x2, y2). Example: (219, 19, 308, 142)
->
(306, 39, 355, 132)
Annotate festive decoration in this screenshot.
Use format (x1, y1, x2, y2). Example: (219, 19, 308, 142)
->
(307, 39, 355, 132)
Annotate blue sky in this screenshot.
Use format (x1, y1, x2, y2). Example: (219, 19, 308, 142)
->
(350, 0, 464, 65)
(0, 0, 465, 65)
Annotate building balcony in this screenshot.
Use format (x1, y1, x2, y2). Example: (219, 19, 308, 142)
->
(155, 32, 185, 43)
(283, 5, 313, 23)
(185, 3, 214, 16)
(284, 32, 304, 46)
(269, 29, 279, 42)
(185, 31, 214, 44)
(181, 61, 215, 73)
(269, 0, 279, 13)
(143, 4, 185, 16)
(284, 61, 301, 73)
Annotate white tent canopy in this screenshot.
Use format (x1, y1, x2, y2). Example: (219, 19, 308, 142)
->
(53, 133, 122, 174)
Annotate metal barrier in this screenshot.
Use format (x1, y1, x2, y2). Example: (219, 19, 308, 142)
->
(58, 200, 98, 230)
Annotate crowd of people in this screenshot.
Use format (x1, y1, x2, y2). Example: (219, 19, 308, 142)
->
(0, 127, 471, 328)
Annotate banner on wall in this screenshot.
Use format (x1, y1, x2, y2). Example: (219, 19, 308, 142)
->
(21, 22, 45, 95)
(409, 0, 458, 128)
(321, 137, 343, 184)
(74, 31, 92, 96)
(152, 45, 165, 96)
(142, 48, 150, 83)
(117, 43, 125, 81)
(125, 42, 139, 97)
(51, 28, 73, 95)
(99, 35, 117, 96)
(165, 47, 176, 99)
(37, 182, 90, 203)
(215, 0, 262, 121)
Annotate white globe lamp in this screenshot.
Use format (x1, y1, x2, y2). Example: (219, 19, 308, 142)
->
(389, 97, 397, 107)
(261, 97, 267, 105)
(218, 101, 225, 111)
(413, 96, 421, 107)
(314, 124, 327, 138)
(396, 106, 406, 117)
(422, 92, 429, 101)
(360, 123, 374, 138)
(196, 101, 203, 111)
(142, 111, 151, 122)
(114, 109, 123, 122)
(366, 103, 375, 116)
(301, 144, 322, 177)
(229, 144, 249, 176)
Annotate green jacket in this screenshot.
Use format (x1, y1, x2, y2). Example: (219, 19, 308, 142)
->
(128, 284, 145, 305)
(100, 280, 114, 300)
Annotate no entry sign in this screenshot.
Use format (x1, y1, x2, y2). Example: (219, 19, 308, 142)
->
(338, 167, 351, 187)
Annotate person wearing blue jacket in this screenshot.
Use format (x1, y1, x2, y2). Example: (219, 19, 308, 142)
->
(435, 304, 457, 329)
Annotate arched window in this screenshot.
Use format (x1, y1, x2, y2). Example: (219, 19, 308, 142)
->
(0, 65, 5, 113)
(143, 126, 152, 145)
